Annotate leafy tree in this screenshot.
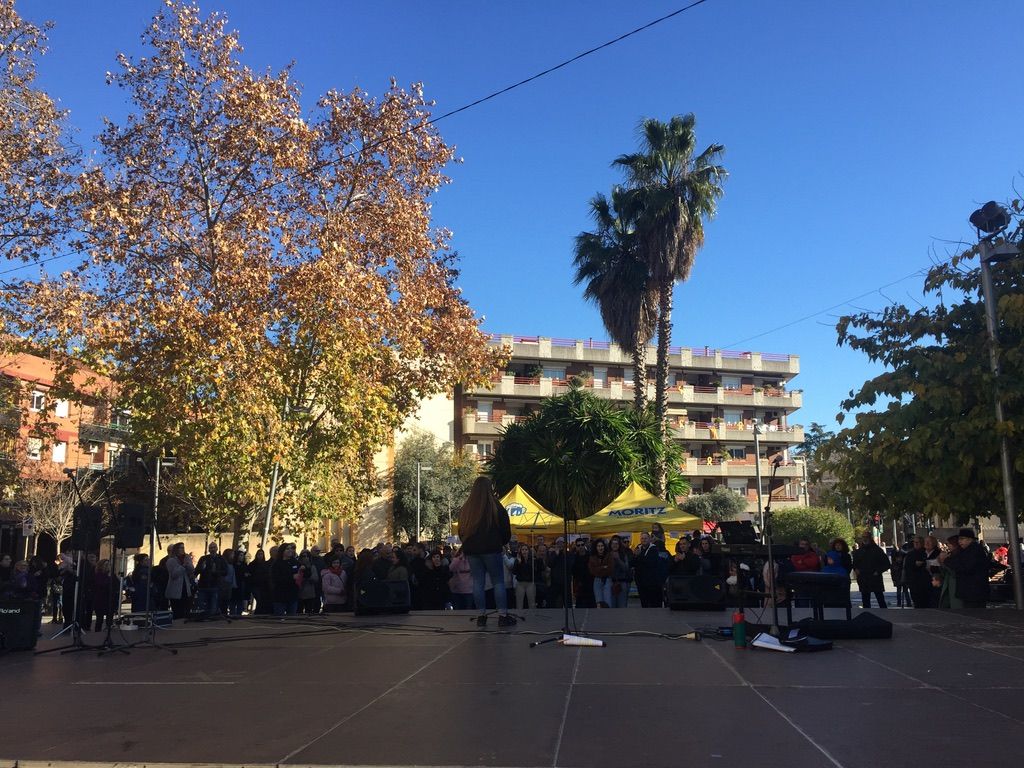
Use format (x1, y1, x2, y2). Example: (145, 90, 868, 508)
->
(393, 430, 477, 542)
(21, 468, 106, 551)
(2, 2, 503, 539)
(680, 485, 746, 523)
(822, 201, 1023, 525)
(613, 115, 727, 493)
(771, 507, 854, 550)
(487, 386, 688, 521)
(0, 0, 76, 265)
(573, 186, 657, 411)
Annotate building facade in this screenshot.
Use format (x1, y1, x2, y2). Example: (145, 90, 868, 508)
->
(456, 334, 808, 513)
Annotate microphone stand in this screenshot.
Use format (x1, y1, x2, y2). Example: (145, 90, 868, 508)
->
(762, 457, 784, 637)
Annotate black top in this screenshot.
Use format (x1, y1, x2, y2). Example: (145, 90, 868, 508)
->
(460, 504, 512, 555)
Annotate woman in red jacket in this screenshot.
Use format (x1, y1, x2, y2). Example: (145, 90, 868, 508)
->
(588, 539, 614, 608)
(790, 538, 821, 572)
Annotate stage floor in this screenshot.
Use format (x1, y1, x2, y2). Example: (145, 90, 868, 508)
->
(2, 606, 1024, 768)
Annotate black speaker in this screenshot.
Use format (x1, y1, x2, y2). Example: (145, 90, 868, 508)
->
(115, 502, 147, 549)
(796, 612, 894, 640)
(719, 521, 758, 547)
(668, 575, 726, 610)
(356, 579, 411, 615)
(71, 505, 103, 551)
(0, 599, 41, 651)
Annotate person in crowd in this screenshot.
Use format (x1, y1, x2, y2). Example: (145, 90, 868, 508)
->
(588, 538, 614, 608)
(2, 559, 38, 599)
(572, 539, 596, 608)
(419, 550, 451, 610)
(457, 476, 515, 628)
(58, 552, 77, 626)
(501, 543, 517, 608)
(165, 542, 195, 620)
(152, 544, 171, 611)
(696, 536, 720, 576)
(387, 548, 410, 584)
(448, 547, 474, 609)
(669, 539, 698, 576)
(92, 559, 119, 632)
(547, 538, 570, 610)
(0, 553, 12, 588)
(511, 543, 540, 610)
(270, 543, 301, 616)
(298, 550, 320, 614)
(126, 553, 152, 613)
(634, 532, 666, 607)
(608, 536, 632, 608)
(320, 555, 348, 613)
(249, 548, 272, 614)
(937, 535, 963, 609)
(790, 538, 821, 572)
(406, 543, 427, 610)
(890, 545, 909, 607)
(941, 528, 990, 609)
(903, 536, 932, 609)
(534, 543, 552, 608)
(852, 533, 890, 609)
(229, 550, 249, 616)
(80, 552, 98, 627)
(195, 542, 227, 616)
(821, 538, 852, 577)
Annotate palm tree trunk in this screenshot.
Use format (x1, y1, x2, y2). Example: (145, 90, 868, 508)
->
(632, 337, 646, 412)
(654, 277, 674, 494)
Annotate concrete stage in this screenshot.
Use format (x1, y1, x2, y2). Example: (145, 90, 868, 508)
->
(2, 606, 1024, 768)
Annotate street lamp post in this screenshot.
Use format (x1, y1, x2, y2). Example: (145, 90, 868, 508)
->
(753, 422, 766, 541)
(969, 201, 1023, 610)
(416, 461, 432, 543)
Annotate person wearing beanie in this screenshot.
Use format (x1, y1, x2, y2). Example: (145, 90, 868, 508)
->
(941, 528, 990, 609)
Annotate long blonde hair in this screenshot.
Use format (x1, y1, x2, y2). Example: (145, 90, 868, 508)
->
(458, 476, 503, 540)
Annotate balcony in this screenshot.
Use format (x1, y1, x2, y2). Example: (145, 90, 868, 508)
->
(669, 384, 802, 409)
(683, 457, 805, 478)
(462, 412, 532, 436)
(671, 421, 804, 444)
(79, 421, 130, 445)
(488, 335, 799, 376)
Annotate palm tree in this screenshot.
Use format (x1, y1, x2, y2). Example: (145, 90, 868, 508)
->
(614, 114, 727, 493)
(572, 186, 657, 411)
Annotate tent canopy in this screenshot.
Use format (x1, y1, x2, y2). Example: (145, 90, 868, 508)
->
(578, 482, 700, 534)
(500, 485, 566, 534)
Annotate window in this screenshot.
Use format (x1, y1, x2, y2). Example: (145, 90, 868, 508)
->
(592, 367, 607, 388)
(111, 410, 130, 429)
(27, 437, 42, 460)
(727, 479, 748, 495)
(723, 409, 743, 425)
(722, 375, 742, 390)
(30, 391, 45, 412)
(726, 445, 746, 461)
(623, 368, 634, 385)
(54, 399, 69, 418)
(542, 366, 565, 381)
(476, 441, 494, 457)
(51, 441, 67, 464)
(476, 400, 493, 423)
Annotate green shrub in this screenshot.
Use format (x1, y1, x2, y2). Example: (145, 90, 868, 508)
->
(771, 507, 853, 549)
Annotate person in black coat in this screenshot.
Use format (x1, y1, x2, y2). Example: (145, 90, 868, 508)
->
(547, 539, 570, 610)
(570, 539, 596, 608)
(852, 534, 890, 609)
(942, 528, 991, 609)
(418, 551, 451, 610)
(902, 536, 932, 609)
(270, 543, 301, 615)
(634, 532, 667, 607)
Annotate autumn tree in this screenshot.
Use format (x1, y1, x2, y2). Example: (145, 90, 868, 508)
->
(3, 2, 503, 541)
(822, 200, 1023, 525)
(0, 0, 76, 266)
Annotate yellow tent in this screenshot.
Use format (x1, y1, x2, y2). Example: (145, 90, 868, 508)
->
(500, 485, 567, 534)
(578, 482, 700, 535)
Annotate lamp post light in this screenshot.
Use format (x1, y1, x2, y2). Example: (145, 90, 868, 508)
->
(969, 201, 1023, 610)
(753, 421, 766, 541)
(416, 461, 433, 543)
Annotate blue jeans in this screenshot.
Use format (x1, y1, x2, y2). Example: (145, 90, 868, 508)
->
(593, 577, 612, 607)
(198, 587, 219, 615)
(468, 552, 507, 614)
(272, 600, 298, 616)
(611, 581, 630, 608)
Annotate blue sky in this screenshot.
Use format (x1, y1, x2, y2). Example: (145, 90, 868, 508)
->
(16, 0, 1024, 430)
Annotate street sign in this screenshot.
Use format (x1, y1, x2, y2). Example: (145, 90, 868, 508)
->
(21, 517, 34, 537)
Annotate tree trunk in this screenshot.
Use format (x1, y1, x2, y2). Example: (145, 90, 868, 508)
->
(654, 277, 674, 495)
(632, 337, 647, 412)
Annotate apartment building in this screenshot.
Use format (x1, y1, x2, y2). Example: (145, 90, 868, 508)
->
(455, 334, 807, 513)
(0, 353, 128, 556)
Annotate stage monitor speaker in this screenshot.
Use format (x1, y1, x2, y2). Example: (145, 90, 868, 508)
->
(668, 575, 726, 610)
(719, 521, 758, 548)
(796, 612, 893, 640)
(356, 579, 411, 615)
(0, 599, 42, 651)
(115, 502, 147, 549)
(71, 505, 103, 551)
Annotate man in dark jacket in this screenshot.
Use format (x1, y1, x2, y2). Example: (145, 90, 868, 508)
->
(852, 534, 890, 608)
(942, 528, 991, 609)
(547, 538, 570, 610)
(634, 532, 666, 608)
(196, 543, 227, 616)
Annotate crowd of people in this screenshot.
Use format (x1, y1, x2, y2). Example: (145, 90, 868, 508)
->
(0, 518, 1015, 634)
